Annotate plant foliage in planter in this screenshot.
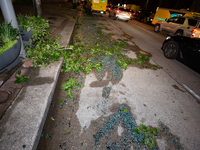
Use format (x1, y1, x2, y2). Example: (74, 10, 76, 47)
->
(17, 14, 63, 67)
(17, 14, 50, 44)
(0, 21, 20, 56)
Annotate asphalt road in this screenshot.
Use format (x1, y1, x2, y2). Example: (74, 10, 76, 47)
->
(103, 14, 200, 99)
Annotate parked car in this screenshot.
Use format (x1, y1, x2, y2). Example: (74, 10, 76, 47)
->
(109, 7, 131, 22)
(127, 9, 134, 20)
(161, 36, 200, 73)
(154, 16, 200, 38)
(145, 11, 155, 24)
(134, 10, 155, 24)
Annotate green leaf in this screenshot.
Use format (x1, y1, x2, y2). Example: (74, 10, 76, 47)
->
(122, 108, 128, 113)
(138, 129, 143, 133)
(145, 132, 149, 138)
(143, 125, 148, 131)
(17, 70, 21, 75)
(22, 77, 28, 82)
(61, 78, 83, 99)
(157, 65, 162, 69)
(153, 128, 158, 135)
(149, 128, 153, 134)
(151, 138, 156, 145)
(14, 76, 21, 84)
(134, 128, 139, 134)
(50, 117, 55, 121)
(148, 139, 156, 149)
(65, 131, 71, 135)
(143, 138, 150, 144)
(139, 124, 144, 128)
(59, 99, 64, 103)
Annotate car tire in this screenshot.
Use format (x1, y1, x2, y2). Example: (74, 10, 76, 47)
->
(163, 41, 179, 59)
(174, 30, 183, 36)
(109, 13, 111, 18)
(125, 20, 129, 22)
(154, 24, 160, 33)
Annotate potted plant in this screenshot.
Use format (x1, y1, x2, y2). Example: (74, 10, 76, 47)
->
(17, 14, 62, 67)
(17, 14, 50, 47)
(0, 21, 21, 73)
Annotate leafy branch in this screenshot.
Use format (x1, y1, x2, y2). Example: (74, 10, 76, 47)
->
(14, 70, 29, 84)
(135, 52, 162, 69)
(61, 78, 83, 99)
(17, 14, 61, 67)
(135, 52, 150, 65)
(134, 124, 159, 149)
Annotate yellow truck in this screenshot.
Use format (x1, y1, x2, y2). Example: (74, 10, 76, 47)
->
(85, 0, 107, 16)
(152, 7, 200, 25)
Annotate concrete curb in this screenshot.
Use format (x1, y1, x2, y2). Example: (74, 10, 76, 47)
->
(0, 15, 77, 150)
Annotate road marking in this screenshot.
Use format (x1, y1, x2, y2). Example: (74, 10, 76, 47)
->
(183, 84, 200, 101)
(107, 19, 155, 36)
(106, 20, 116, 28)
(129, 21, 155, 35)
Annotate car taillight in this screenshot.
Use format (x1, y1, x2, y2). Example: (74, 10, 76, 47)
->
(191, 27, 197, 33)
(190, 35, 194, 38)
(117, 10, 121, 13)
(190, 27, 197, 38)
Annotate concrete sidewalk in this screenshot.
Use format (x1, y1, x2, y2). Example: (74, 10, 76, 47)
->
(0, 3, 79, 150)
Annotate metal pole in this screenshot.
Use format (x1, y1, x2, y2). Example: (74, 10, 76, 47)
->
(0, 0, 26, 58)
(0, 0, 19, 29)
(32, 0, 42, 17)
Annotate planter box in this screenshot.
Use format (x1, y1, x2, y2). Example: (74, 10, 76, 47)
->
(20, 29, 34, 48)
(21, 29, 33, 41)
(0, 37, 22, 74)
